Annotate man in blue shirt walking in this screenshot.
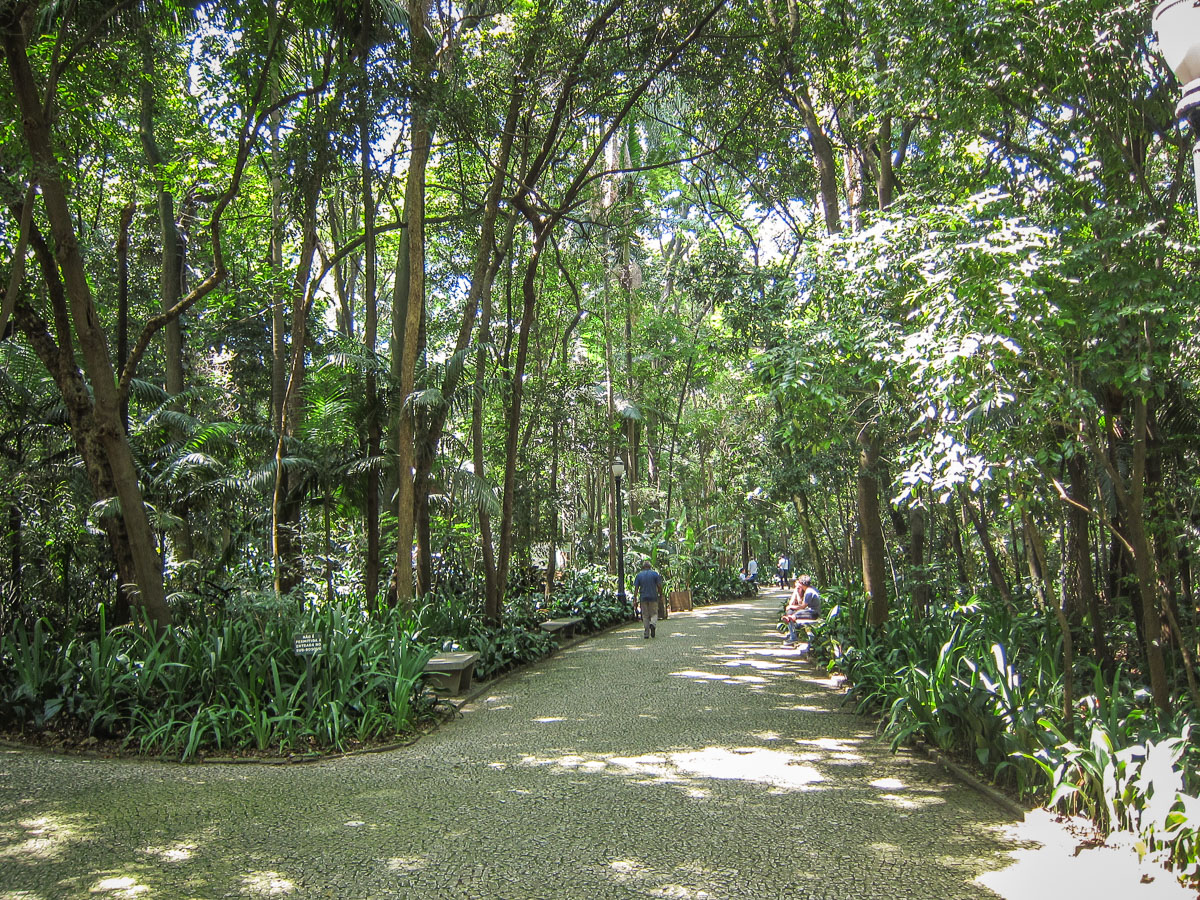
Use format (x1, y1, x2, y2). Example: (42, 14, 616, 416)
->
(633, 559, 665, 639)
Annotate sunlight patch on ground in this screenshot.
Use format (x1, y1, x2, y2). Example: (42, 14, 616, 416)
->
(648, 886, 713, 899)
(749, 647, 805, 660)
(610, 858, 646, 877)
(977, 809, 1195, 900)
(688, 604, 753, 617)
(797, 737, 862, 753)
(240, 871, 296, 895)
(670, 747, 823, 790)
(88, 876, 148, 896)
(532, 717, 566, 723)
(607, 859, 717, 899)
(721, 658, 788, 671)
(141, 842, 196, 862)
(876, 794, 927, 810)
(0, 816, 83, 862)
(385, 857, 428, 873)
(519, 741, 854, 792)
(753, 731, 782, 741)
(724, 674, 769, 685)
(870, 778, 906, 790)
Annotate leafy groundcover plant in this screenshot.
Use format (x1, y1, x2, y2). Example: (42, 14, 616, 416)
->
(807, 593, 1200, 885)
(0, 600, 434, 761)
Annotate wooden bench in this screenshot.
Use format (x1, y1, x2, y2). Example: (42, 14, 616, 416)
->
(422, 651, 481, 695)
(539, 616, 584, 640)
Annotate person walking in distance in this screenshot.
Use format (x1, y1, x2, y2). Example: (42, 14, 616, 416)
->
(633, 559, 665, 639)
(777, 553, 791, 589)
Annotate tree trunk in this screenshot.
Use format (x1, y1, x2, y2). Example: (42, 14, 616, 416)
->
(793, 82, 842, 235)
(140, 26, 194, 570)
(393, 0, 434, 609)
(946, 498, 969, 589)
(471, 265, 500, 619)
(1125, 396, 1171, 713)
(5, 28, 170, 628)
(361, 95, 382, 608)
(116, 201, 134, 432)
(794, 491, 826, 586)
(961, 491, 1015, 610)
(496, 229, 547, 604)
(910, 505, 928, 616)
(6, 485, 19, 607)
(410, 88, 523, 596)
(1067, 453, 1110, 670)
(546, 419, 559, 599)
(271, 184, 320, 598)
(1026, 510, 1073, 729)
(857, 425, 888, 626)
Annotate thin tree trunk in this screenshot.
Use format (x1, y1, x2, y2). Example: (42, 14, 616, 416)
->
(1026, 510, 1073, 730)
(961, 490, 1015, 610)
(271, 180, 321, 597)
(857, 425, 888, 626)
(546, 419, 559, 599)
(1067, 453, 1110, 670)
(946, 498, 969, 589)
(1124, 396, 1170, 712)
(496, 229, 547, 602)
(139, 26, 185, 402)
(393, 0, 434, 609)
(471, 237, 500, 617)
(910, 504, 928, 616)
(116, 201, 134, 432)
(794, 491, 826, 586)
(361, 99, 381, 608)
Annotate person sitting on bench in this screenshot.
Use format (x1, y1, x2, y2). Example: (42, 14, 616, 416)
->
(782, 575, 821, 645)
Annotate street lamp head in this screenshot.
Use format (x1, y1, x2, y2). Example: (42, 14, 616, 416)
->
(1155, 0, 1200, 227)
(611, 457, 626, 478)
(1155, 0, 1200, 113)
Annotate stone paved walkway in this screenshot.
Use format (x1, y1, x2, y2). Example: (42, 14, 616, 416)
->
(0, 589, 1185, 899)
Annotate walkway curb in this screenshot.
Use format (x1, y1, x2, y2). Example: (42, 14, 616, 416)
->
(912, 743, 1029, 818)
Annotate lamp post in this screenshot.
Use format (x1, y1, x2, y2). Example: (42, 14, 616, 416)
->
(611, 457, 627, 607)
(1154, 0, 1200, 225)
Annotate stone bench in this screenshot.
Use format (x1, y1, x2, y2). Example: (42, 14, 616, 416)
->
(539, 616, 584, 640)
(422, 651, 481, 695)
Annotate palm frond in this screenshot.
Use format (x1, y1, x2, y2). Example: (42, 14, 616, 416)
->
(437, 463, 500, 518)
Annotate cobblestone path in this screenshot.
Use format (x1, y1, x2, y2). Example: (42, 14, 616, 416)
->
(1, 590, 1037, 899)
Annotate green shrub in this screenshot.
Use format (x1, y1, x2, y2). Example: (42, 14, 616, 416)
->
(686, 561, 756, 606)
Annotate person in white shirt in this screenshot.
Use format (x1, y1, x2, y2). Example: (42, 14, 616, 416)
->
(746, 557, 759, 584)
